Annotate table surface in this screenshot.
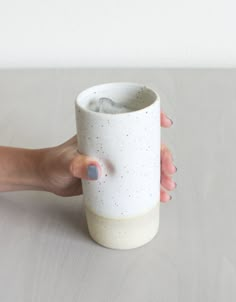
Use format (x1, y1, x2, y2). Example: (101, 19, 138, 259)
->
(0, 69, 235, 302)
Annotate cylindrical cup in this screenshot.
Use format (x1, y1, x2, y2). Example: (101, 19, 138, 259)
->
(75, 82, 160, 250)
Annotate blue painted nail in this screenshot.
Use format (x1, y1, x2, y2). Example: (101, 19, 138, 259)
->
(87, 165, 98, 180)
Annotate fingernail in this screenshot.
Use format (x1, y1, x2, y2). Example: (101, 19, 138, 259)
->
(87, 164, 98, 180)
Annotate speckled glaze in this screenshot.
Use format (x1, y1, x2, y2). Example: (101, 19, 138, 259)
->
(75, 82, 160, 249)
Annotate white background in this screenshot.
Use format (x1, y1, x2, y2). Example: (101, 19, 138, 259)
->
(0, 0, 235, 68)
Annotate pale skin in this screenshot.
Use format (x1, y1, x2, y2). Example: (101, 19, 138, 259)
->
(0, 111, 176, 202)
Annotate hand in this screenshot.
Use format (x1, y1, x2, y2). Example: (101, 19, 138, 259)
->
(40, 111, 177, 201)
(39, 136, 101, 197)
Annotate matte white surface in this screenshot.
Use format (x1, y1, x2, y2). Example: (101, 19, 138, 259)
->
(76, 82, 160, 218)
(0, 69, 236, 301)
(0, 0, 236, 68)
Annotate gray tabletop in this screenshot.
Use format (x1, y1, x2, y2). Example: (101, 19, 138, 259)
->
(0, 69, 236, 302)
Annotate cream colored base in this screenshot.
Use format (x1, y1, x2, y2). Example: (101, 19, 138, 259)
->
(85, 203, 160, 250)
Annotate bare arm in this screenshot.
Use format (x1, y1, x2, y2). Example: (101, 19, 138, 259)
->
(0, 146, 45, 192)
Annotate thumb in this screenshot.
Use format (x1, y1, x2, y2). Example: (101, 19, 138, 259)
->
(69, 153, 102, 180)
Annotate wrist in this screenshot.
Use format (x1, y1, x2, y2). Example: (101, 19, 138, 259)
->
(27, 148, 48, 190)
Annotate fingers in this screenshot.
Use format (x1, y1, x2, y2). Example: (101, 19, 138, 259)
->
(160, 189, 172, 202)
(70, 153, 102, 181)
(161, 144, 176, 175)
(161, 173, 176, 191)
(160, 111, 175, 202)
(160, 144, 177, 202)
(161, 111, 173, 128)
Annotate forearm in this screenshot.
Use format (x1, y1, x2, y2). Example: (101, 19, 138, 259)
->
(0, 146, 45, 192)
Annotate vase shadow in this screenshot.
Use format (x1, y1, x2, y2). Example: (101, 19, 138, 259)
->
(0, 192, 93, 244)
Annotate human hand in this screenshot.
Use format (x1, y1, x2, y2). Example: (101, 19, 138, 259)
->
(39, 136, 101, 197)
(39, 111, 177, 201)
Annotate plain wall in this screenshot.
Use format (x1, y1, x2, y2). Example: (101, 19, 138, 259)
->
(0, 0, 235, 68)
